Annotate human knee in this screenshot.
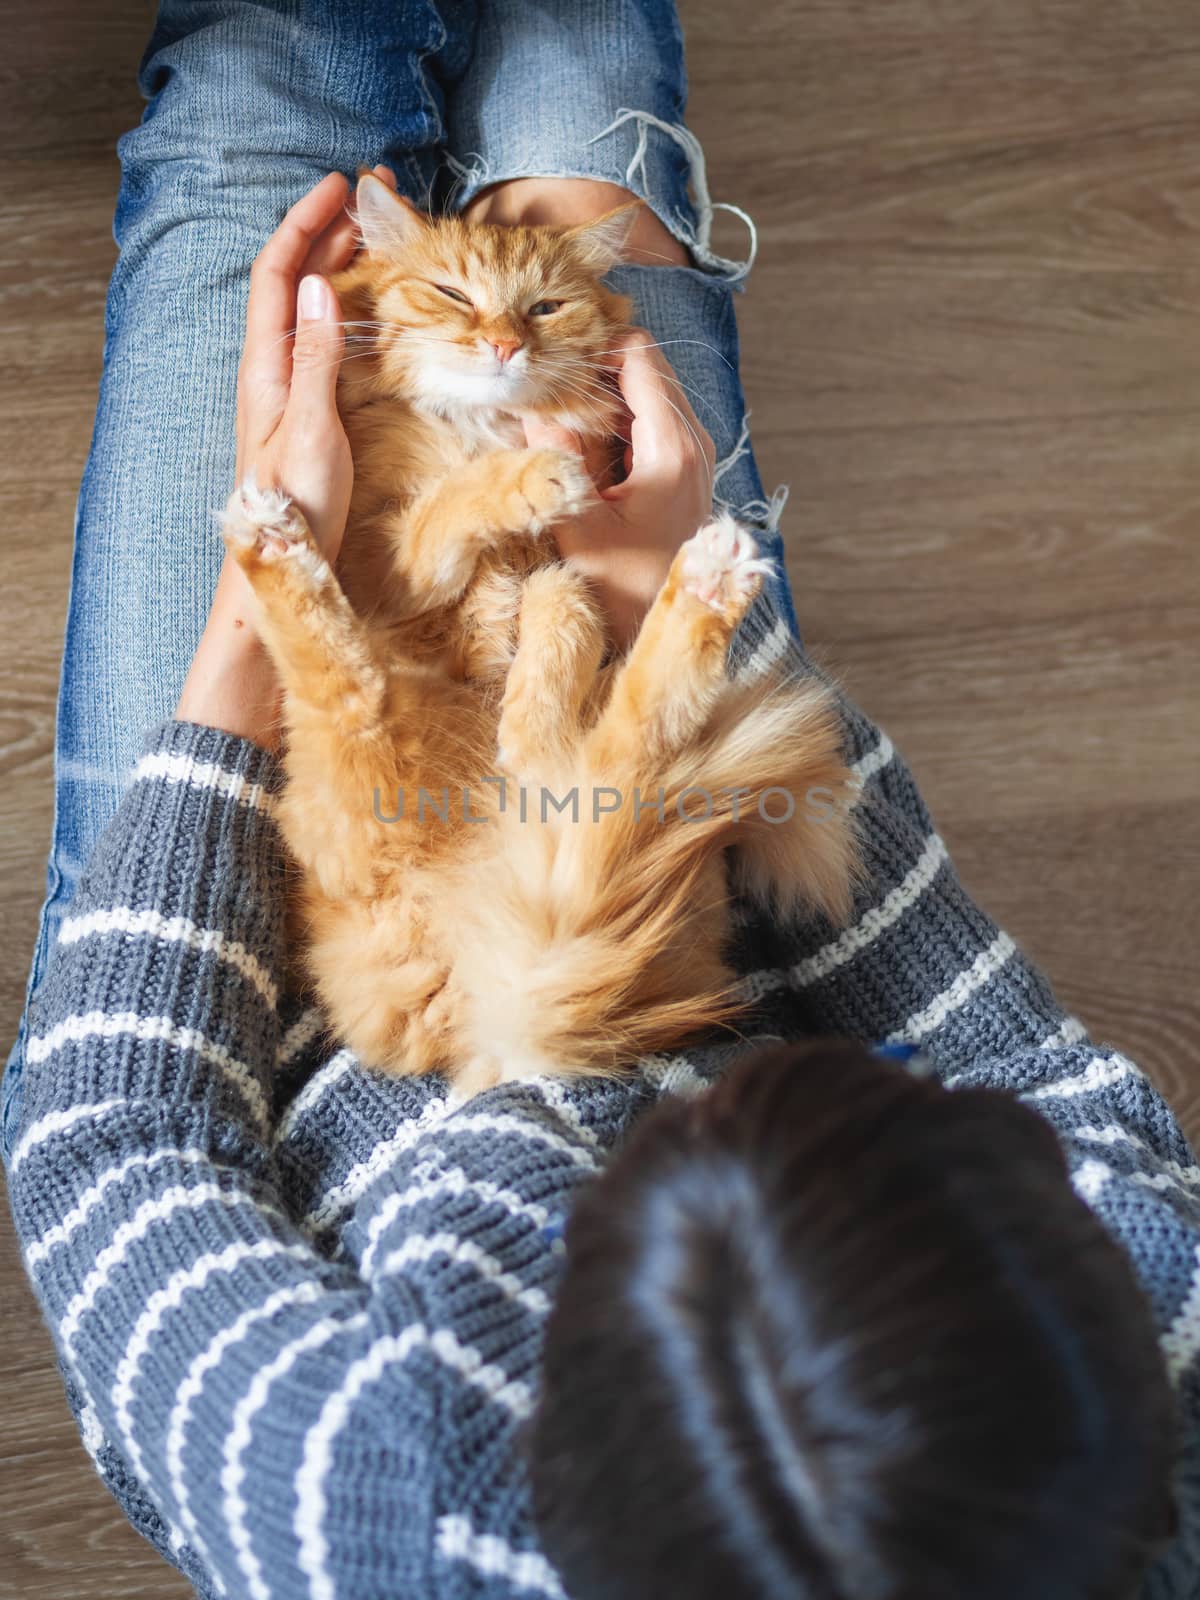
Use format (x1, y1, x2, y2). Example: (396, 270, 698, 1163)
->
(463, 177, 691, 267)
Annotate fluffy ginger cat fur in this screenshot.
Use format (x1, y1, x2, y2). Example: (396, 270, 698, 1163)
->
(222, 173, 859, 1094)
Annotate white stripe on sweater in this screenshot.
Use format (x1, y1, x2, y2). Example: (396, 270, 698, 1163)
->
(851, 730, 895, 785)
(1042, 1015, 1088, 1049)
(114, 1240, 314, 1488)
(26, 1012, 268, 1129)
(24, 1148, 211, 1269)
(373, 1233, 550, 1314)
(58, 908, 277, 1008)
(223, 1312, 370, 1600)
(638, 1036, 786, 1100)
(359, 1168, 550, 1279)
(108, 1241, 309, 1592)
(939, 1017, 1093, 1091)
(296, 1327, 534, 1600)
(132, 750, 277, 818)
(790, 832, 949, 990)
(886, 932, 1016, 1044)
(300, 1091, 466, 1234)
(436, 1516, 566, 1599)
(639, 1052, 708, 1099)
(1071, 1159, 1113, 1204)
(167, 1281, 326, 1578)
(1134, 1171, 1200, 1197)
(274, 1050, 359, 1146)
(1073, 1124, 1200, 1188)
(529, 1077, 602, 1148)
(58, 1184, 282, 1360)
(1162, 1248, 1200, 1383)
(294, 1326, 428, 1600)
(437, 1114, 600, 1173)
(732, 616, 793, 686)
(78, 1401, 103, 1465)
(301, 1100, 600, 1238)
(276, 1008, 326, 1067)
(742, 832, 947, 1004)
(78, 1396, 106, 1463)
(10, 1100, 127, 1174)
(1027, 1054, 1139, 1102)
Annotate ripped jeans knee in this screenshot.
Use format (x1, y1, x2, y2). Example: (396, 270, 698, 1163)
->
(442, 104, 757, 286)
(441, 97, 799, 646)
(584, 109, 758, 284)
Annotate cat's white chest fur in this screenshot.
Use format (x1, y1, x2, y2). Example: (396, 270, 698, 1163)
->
(419, 400, 595, 456)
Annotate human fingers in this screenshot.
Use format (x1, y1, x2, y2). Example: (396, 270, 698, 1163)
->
(521, 413, 586, 456)
(523, 412, 621, 492)
(261, 271, 353, 560)
(238, 173, 352, 443)
(282, 275, 346, 435)
(305, 164, 396, 277)
(615, 329, 715, 478)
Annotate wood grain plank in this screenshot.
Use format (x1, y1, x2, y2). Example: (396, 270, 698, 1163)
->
(0, 3, 184, 1594)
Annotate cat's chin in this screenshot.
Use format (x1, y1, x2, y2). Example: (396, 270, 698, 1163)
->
(411, 367, 612, 449)
(418, 365, 541, 411)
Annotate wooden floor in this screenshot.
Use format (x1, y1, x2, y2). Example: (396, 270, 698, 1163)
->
(2, 0, 1198, 1592)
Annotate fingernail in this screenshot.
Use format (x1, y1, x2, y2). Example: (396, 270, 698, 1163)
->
(299, 275, 329, 321)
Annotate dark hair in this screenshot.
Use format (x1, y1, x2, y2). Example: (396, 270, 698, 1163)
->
(530, 1039, 1178, 1600)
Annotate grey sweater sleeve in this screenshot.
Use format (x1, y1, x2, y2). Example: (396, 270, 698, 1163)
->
(3, 721, 452, 1597)
(4, 719, 623, 1600)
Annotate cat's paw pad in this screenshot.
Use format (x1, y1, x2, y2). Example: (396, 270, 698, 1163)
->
(516, 449, 594, 535)
(220, 473, 310, 561)
(680, 515, 773, 615)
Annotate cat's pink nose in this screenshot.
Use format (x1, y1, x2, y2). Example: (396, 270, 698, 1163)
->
(490, 338, 523, 365)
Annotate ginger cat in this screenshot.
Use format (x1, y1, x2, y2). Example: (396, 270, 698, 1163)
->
(222, 174, 858, 1094)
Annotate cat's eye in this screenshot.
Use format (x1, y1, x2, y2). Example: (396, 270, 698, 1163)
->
(435, 284, 474, 307)
(528, 300, 563, 317)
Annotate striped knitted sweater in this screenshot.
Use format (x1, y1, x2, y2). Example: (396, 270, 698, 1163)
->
(5, 613, 1200, 1599)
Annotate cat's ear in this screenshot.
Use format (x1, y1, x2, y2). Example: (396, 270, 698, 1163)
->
(355, 173, 429, 254)
(565, 202, 644, 273)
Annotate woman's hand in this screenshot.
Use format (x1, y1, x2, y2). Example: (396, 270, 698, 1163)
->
(522, 330, 717, 649)
(176, 168, 390, 749)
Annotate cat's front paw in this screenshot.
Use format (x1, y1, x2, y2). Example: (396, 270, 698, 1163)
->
(512, 448, 593, 536)
(679, 514, 773, 618)
(220, 472, 316, 566)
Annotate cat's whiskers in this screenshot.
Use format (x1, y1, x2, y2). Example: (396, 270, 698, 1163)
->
(259, 320, 398, 359)
(551, 348, 724, 425)
(562, 354, 721, 471)
(585, 337, 734, 372)
(330, 348, 398, 372)
(536, 373, 617, 437)
(553, 347, 720, 416)
(548, 355, 717, 477)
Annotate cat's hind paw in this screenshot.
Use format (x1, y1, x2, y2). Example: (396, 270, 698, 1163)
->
(679, 514, 773, 617)
(219, 472, 315, 565)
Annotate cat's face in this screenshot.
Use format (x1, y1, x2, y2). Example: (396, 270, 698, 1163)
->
(345, 176, 633, 430)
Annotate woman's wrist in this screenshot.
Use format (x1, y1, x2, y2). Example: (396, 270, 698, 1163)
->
(175, 628, 280, 751)
(175, 559, 281, 750)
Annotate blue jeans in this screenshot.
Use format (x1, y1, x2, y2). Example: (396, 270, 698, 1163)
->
(2, 0, 798, 1150)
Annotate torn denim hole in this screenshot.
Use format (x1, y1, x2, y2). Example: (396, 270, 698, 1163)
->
(588, 108, 758, 283)
(713, 415, 790, 534)
(442, 150, 492, 209)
